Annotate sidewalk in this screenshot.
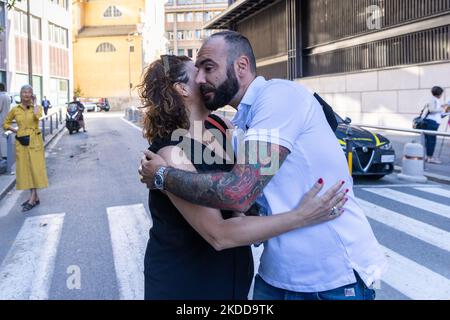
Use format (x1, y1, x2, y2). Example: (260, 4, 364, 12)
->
(374, 130, 450, 184)
(0, 123, 65, 202)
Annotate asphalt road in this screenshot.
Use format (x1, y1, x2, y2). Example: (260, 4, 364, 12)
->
(0, 112, 449, 300)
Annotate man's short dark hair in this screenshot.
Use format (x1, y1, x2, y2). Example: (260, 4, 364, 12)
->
(431, 86, 444, 97)
(208, 31, 257, 74)
(0, 83, 5, 92)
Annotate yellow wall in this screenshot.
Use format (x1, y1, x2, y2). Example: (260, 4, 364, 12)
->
(84, 0, 144, 27)
(74, 35, 143, 98)
(73, 0, 145, 99)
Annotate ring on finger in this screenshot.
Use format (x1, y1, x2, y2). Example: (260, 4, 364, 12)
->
(330, 206, 339, 216)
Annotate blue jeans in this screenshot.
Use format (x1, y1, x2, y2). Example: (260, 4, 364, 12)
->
(424, 120, 440, 157)
(253, 272, 376, 300)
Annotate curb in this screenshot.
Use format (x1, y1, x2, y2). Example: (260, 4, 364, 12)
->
(394, 165, 450, 185)
(0, 124, 65, 202)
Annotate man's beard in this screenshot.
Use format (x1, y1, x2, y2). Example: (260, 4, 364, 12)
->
(201, 67, 239, 111)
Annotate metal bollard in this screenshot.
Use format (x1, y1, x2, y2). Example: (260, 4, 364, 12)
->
(6, 133, 15, 174)
(41, 118, 46, 141)
(398, 141, 427, 183)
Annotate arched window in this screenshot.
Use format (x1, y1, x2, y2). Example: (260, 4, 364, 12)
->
(96, 42, 116, 53)
(103, 5, 122, 18)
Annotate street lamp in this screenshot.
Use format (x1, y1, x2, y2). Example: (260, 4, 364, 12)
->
(126, 31, 139, 101)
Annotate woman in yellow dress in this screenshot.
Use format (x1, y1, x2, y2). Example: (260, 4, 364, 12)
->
(3, 85, 48, 212)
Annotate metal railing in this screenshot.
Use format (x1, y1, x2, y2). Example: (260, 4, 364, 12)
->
(354, 123, 450, 157)
(2, 106, 65, 174)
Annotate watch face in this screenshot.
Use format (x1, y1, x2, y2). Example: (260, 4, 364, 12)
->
(155, 175, 163, 188)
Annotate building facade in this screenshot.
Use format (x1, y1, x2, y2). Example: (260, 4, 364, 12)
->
(165, 0, 228, 60)
(1, 0, 72, 106)
(207, 0, 450, 128)
(72, 0, 147, 105)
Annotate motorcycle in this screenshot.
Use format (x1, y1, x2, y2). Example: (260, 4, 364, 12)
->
(66, 103, 81, 134)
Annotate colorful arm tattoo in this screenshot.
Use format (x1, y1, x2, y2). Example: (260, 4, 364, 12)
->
(164, 141, 290, 212)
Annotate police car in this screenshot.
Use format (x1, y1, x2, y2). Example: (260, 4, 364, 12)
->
(335, 113, 395, 179)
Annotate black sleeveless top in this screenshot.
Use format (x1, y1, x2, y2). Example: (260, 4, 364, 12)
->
(144, 115, 254, 300)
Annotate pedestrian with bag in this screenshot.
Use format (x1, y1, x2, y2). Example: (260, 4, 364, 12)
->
(2, 85, 48, 212)
(422, 86, 449, 164)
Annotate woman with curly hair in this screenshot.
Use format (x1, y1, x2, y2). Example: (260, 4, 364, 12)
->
(138, 55, 347, 300)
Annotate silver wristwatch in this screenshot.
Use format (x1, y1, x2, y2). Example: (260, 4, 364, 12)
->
(154, 167, 167, 190)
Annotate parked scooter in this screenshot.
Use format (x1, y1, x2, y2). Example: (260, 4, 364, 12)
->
(66, 102, 81, 134)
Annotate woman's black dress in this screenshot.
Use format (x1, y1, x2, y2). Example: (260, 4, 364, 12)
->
(144, 115, 254, 300)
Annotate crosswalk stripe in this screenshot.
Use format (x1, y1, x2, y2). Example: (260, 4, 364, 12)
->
(380, 245, 450, 300)
(414, 187, 450, 199)
(358, 198, 450, 252)
(107, 204, 152, 300)
(0, 214, 65, 300)
(363, 188, 450, 219)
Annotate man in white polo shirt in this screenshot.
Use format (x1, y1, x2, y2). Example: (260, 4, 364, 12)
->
(140, 31, 387, 300)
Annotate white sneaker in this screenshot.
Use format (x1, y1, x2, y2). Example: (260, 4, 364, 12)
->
(427, 158, 442, 164)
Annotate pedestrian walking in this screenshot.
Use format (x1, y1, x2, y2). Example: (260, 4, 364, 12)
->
(41, 96, 52, 116)
(0, 83, 11, 160)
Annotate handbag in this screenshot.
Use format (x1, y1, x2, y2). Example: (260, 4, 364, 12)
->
(16, 135, 30, 146)
(413, 104, 430, 129)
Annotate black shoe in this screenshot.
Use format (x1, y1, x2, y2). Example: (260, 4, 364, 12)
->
(21, 200, 40, 207)
(22, 202, 37, 212)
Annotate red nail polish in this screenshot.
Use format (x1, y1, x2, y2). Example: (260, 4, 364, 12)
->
(341, 180, 345, 185)
(318, 178, 324, 184)
(345, 189, 349, 193)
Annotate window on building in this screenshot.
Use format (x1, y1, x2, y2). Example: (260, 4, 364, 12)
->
(129, 46, 134, 53)
(185, 12, 193, 22)
(204, 12, 214, 21)
(96, 42, 117, 53)
(103, 5, 122, 18)
(168, 49, 174, 55)
(185, 30, 193, 40)
(177, 13, 184, 22)
(195, 29, 202, 39)
(195, 12, 203, 22)
(166, 0, 174, 5)
(31, 16, 41, 40)
(177, 49, 185, 56)
(187, 49, 193, 58)
(48, 23, 68, 48)
(167, 31, 174, 40)
(177, 30, 184, 40)
(0, 2, 5, 29)
(166, 13, 174, 23)
(0, 71, 6, 89)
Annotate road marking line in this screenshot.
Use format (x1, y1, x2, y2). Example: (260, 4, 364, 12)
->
(120, 117, 142, 132)
(0, 190, 24, 218)
(414, 187, 450, 200)
(0, 213, 65, 300)
(380, 245, 450, 300)
(363, 188, 450, 219)
(107, 204, 151, 300)
(358, 198, 450, 252)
